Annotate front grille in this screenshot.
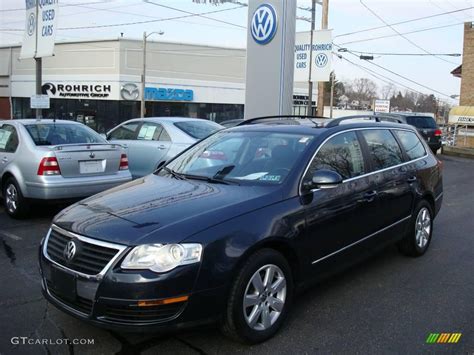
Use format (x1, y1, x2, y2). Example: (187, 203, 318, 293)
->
(46, 229, 119, 275)
(101, 303, 184, 323)
(46, 280, 94, 315)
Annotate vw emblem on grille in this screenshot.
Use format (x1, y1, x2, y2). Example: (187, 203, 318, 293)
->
(251, 4, 278, 45)
(89, 152, 95, 159)
(64, 240, 77, 261)
(315, 53, 328, 68)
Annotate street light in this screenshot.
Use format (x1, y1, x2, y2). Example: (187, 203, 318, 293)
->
(141, 31, 164, 118)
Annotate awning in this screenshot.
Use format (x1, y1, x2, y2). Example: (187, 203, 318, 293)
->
(449, 106, 474, 126)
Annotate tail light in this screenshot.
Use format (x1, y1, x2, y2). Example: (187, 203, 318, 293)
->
(37, 157, 61, 176)
(434, 129, 442, 137)
(119, 154, 129, 170)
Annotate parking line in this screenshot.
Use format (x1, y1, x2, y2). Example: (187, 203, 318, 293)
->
(0, 231, 22, 241)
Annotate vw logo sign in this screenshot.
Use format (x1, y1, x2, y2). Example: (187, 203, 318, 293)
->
(121, 83, 140, 101)
(64, 240, 77, 262)
(251, 4, 278, 45)
(315, 53, 328, 68)
(27, 13, 36, 36)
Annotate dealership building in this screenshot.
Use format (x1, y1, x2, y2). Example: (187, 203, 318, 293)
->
(0, 38, 312, 132)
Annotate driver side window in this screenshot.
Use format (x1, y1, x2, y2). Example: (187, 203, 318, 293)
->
(305, 131, 365, 180)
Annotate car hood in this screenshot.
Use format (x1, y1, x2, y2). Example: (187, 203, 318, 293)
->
(53, 175, 280, 245)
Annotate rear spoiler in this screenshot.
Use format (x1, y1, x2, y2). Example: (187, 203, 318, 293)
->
(51, 143, 123, 151)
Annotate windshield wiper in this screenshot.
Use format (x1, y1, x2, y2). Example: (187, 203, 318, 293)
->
(183, 173, 240, 185)
(213, 165, 235, 180)
(163, 167, 187, 180)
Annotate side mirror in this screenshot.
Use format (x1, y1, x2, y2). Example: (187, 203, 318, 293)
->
(303, 169, 343, 191)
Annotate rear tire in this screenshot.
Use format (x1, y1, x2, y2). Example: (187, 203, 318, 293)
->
(221, 248, 293, 344)
(3, 177, 30, 219)
(398, 201, 433, 257)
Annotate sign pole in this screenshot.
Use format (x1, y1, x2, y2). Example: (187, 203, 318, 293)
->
(306, 0, 316, 116)
(35, 0, 42, 119)
(141, 31, 147, 118)
(316, 0, 329, 117)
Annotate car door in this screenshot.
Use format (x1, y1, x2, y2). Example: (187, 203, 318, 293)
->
(126, 122, 171, 178)
(107, 121, 140, 154)
(302, 130, 379, 270)
(0, 124, 20, 177)
(358, 129, 415, 247)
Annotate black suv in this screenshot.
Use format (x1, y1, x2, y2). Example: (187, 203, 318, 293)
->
(380, 113, 442, 154)
(39, 117, 443, 344)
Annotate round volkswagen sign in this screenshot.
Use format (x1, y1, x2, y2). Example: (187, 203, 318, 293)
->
(251, 4, 278, 45)
(27, 13, 36, 36)
(315, 53, 328, 68)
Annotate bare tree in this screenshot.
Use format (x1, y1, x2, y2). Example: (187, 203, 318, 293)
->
(380, 83, 396, 100)
(346, 78, 378, 103)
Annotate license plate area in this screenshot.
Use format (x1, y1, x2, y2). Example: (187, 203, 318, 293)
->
(51, 266, 76, 301)
(79, 160, 105, 174)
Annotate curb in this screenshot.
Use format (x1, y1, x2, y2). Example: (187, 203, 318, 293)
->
(442, 146, 474, 159)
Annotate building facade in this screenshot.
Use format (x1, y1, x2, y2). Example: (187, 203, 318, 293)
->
(0, 38, 313, 132)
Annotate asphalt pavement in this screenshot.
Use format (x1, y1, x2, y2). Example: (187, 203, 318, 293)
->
(0, 155, 473, 355)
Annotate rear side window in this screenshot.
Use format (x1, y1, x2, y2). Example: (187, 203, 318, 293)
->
(394, 130, 426, 160)
(108, 122, 139, 140)
(361, 129, 404, 170)
(406, 116, 436, 129)
(308, 131, 365, 180)
(0, 125, 19, 153)
(174, 121, 221, 139)
(25, 124, 105, 146)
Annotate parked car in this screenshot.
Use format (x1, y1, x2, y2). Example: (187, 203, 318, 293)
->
(380, 113, 442, 153)
(0, 119, 132, 218)
(106, 117, 223, 178)
(40, 117, 443, 343)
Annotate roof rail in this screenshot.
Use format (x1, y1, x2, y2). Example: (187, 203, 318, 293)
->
(325, 114, 403, 128)
(236, 115, 329, 127)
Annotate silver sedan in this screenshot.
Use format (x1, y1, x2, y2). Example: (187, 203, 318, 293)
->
(0, 119, 132, 218)
(106, 117, 222, 178)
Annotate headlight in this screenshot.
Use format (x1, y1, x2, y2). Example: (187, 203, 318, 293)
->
(121, 243, 202, 273)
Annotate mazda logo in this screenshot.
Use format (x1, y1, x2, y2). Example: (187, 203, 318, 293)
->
(251, 4, 278, 45)
(121, 83, 140, 101)
(315, 53, 328, 68)
(64, 240, 77, 262)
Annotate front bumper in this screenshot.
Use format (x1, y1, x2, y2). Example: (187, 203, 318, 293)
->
(39, 231, 226, 332)
(24, 171, 132, 200)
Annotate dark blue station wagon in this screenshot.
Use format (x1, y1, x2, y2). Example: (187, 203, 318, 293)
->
(39, 119, 443, 343)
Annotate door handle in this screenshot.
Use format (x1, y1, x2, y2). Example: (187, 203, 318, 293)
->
(407, 176, 417, 183)
(1, 157, 7, 163)
(121, 144, 128, 149)
(158, 145, 166, 150)
(363, 190, 378, 202)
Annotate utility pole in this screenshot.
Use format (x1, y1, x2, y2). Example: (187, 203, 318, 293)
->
(141, 31, 147, 118)
(306, 0, 316, 116)
(316, 0, 329, 117)
(141, 31, 164, 118)
(329, 71, 335, 118)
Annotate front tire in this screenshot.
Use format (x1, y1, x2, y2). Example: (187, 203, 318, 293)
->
(398, 201, 433, 257)
(221, 248, 293, 344)
(3, 178, 30, 219)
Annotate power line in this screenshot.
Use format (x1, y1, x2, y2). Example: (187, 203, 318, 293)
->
(334, 5, 473, 38)
(338, 21, 467, 45)
(359, 0, 458, 65)
(143, 1, 246, 29)
(339, 49, 461, 57)
(334, 43, 453, 98)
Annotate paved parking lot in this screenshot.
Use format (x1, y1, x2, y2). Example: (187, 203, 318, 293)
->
(0, 155, 473, 355)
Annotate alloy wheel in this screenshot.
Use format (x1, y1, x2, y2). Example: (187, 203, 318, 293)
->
(5, 183, 18, 213)
(415, 207, 431, 249)
(243, 264, 287, 331)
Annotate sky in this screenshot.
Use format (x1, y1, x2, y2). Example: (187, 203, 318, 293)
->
(1, 0, 473, 105)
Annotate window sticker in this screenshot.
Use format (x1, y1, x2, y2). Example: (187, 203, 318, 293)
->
(138, 126, 157, 140)
(259, 175, 281, 182)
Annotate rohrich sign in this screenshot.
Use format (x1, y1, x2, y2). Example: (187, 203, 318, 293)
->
(41, 82, 112, 98)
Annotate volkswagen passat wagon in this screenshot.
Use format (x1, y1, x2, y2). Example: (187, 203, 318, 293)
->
(40, 119, 443, 343)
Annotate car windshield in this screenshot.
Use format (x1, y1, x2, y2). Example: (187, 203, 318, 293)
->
(406, 116, 437, 129)
(160, 131, 315, 185)
(173, 120, 222, 139)
(25, 123, 106, 146)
